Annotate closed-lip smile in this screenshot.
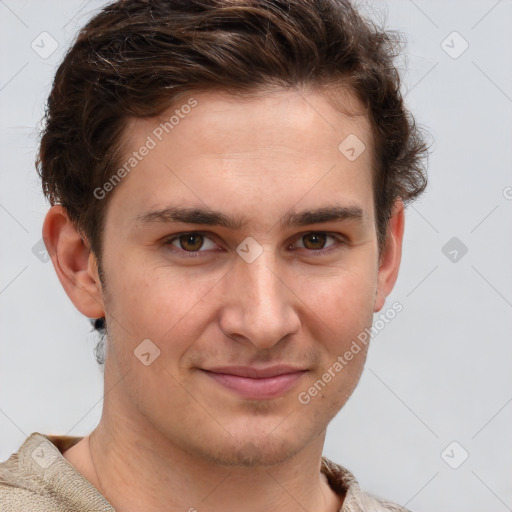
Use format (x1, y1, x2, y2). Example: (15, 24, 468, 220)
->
(199, 365, 308, 399)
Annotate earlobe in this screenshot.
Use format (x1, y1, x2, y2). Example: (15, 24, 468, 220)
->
(374, 199, 405, 312)
(42, 205, 105, 319)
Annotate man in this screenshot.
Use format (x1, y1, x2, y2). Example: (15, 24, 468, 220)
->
(0, 0, 428, 510)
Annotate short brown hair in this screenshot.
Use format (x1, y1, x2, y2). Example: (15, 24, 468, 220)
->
(37, 0, 429, 350)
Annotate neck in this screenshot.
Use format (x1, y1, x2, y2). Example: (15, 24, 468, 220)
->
(64, 412, 342, 512)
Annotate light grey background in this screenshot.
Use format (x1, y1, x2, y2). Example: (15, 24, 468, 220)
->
(1, 1, 511, 511)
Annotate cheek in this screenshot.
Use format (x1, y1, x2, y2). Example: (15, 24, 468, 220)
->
(103, 242, 378, 361)
(293, 258, 378, 331)
(105, 258, 224, 349)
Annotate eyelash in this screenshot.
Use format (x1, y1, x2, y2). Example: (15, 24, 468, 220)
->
(163, 231, 347, 258)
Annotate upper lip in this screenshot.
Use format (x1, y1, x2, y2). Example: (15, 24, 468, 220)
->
(201, 365, 307, 379)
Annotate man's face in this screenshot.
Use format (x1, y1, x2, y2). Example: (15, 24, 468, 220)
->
(97, 87, 384, 465)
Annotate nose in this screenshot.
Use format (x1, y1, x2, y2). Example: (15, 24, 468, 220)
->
(218, 249, 300, 349)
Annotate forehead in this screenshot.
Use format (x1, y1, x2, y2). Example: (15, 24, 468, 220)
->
(152, 86, 368, 152)
(120, 85, 372, 159)
(106, 87, 375, 231)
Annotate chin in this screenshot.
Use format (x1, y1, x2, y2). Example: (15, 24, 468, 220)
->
(194, 432, 307, 468)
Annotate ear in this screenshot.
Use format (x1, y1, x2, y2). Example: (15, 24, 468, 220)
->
(374, 199, 405, 312)
(42, 205, 105, 319)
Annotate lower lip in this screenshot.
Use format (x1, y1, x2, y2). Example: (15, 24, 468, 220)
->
(201, 370, 306, 399)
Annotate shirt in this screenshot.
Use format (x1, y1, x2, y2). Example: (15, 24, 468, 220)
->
(0, 432, 411, 511)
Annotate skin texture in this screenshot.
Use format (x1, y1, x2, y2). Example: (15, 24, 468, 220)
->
(43, 87, 404, 512)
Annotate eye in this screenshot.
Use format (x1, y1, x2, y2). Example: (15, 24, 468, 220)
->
(292, 232, 345, 254)
(163, 230, 347, 258)
(164, 232, 218, 254)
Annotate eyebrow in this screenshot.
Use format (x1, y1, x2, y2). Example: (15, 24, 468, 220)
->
(133, 204, 364, 230)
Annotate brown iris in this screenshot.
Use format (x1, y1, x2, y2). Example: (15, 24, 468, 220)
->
(179, 233, 204, 251)
(302, 233, 327, 250)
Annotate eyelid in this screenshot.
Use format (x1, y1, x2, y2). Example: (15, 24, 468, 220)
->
(163, 230, 348, 257)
